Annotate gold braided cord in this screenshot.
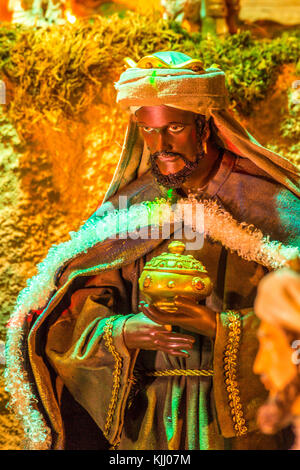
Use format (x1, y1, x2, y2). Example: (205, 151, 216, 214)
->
(224, 310, 248, 437)
(146, 368, 213, 377)
(102, 315, 123, 441)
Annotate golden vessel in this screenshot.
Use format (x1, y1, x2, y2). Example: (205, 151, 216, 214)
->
(138, 240, 212, 313)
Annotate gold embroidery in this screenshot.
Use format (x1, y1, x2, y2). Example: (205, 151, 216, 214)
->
(103, 315, 123, 441)
(146, 368, 213, 377)
(224, 311, 248, 437)
(109, 441, 120, 451)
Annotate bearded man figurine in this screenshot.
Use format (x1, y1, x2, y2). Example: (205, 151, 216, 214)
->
(5, 51, 300, 450)
(254, 268, 300, 449)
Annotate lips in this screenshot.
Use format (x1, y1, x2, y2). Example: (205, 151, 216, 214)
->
(157, 154, 181, 162)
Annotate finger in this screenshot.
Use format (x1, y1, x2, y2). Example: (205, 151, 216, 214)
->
(153, 338, 194, 353)
(137, 307, 167, 328)
(174, 295, 197, 306)
(152, 300, 178, 313)
(138, 300, 161, 310)
(157, 331, 195, 343)
(141, 304, 186, 323)
(149, 310, 188, 325)
(145, 303, 168, 316)
(153, 344, 191, 358)
(142, 302, 179, 318)
(140, 304, 167, 325)
(156, 339, 194, 350)
(173, 297, 198, 315)
(168, 341, 194, 350)
(168, 350, 190, 358)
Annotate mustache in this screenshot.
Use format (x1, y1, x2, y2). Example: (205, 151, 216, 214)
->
(151, 151, 188, 161)
(149, 150, 203, 189)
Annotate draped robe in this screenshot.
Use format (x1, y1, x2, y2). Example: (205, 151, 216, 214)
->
(25, 150, 299, 449)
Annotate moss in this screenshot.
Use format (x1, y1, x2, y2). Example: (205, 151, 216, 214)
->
(281, 90, 300, 141)
(279, 104, 300, 166)
(194, 30, 300, 114)
(0, 12, 299, 139)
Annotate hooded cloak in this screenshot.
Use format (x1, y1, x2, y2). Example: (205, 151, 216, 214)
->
(4, 51, 299, 450)
(102, 51, 299, 205)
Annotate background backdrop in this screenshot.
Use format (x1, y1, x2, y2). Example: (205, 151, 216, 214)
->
(0, 2, 299, 449)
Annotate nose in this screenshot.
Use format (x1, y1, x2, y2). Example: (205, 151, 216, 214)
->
(154, 129, 172, 153)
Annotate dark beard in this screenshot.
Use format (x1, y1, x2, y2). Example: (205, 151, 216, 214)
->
(149, 150, 204, 189)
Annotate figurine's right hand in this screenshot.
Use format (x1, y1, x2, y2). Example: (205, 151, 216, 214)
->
(123, 312, 195, 358)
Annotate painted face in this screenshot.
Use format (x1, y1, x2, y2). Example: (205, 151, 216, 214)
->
(135, 105, 203, 188)
(253, 321, 298, 396)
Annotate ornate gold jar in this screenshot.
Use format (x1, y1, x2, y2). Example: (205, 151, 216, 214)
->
(138, 241, 213, 313)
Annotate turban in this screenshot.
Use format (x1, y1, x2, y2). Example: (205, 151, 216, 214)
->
(116, 51, 228, 116)
(102, 51, 300, 203)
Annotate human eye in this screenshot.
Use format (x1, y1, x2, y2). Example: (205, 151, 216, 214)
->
(168, 124, 185, 133)
(141, 126, 155, 133)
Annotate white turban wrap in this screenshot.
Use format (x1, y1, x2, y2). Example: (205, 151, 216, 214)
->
(102, 52, 300, 202)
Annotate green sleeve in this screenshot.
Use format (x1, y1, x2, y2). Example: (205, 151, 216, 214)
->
(45, 288, 139, 447)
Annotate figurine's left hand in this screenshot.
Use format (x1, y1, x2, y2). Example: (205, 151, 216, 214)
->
(138, 296, 216, 338)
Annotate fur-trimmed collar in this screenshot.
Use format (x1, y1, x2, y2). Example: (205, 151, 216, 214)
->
(4, 196, 299, 449)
